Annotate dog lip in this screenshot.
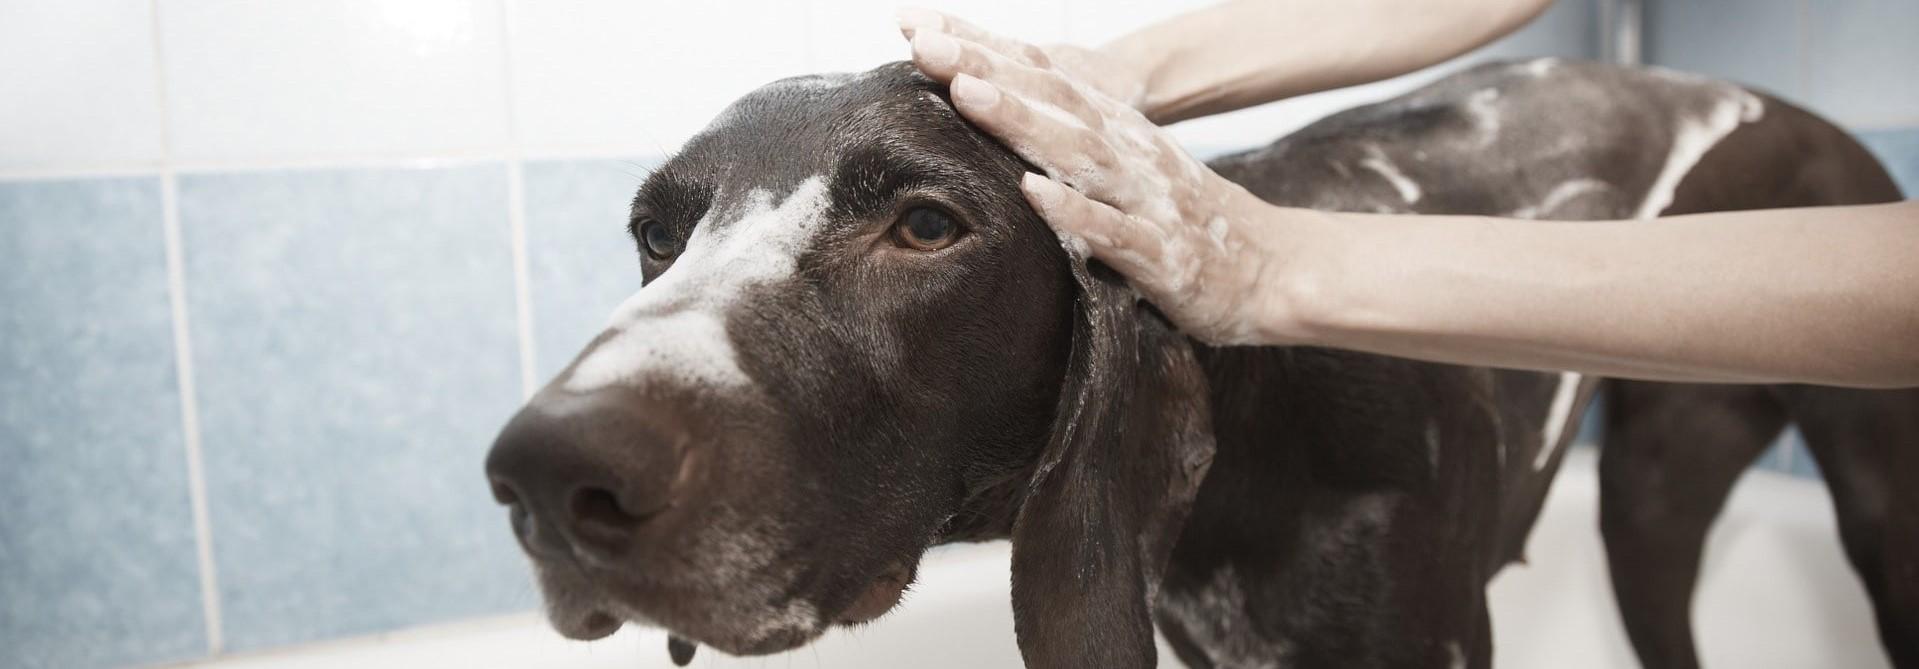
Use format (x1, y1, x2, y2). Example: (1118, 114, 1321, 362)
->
(834, 564, 914, 624)
(554, 609, 623, 641)
(544, 574, 817, 656)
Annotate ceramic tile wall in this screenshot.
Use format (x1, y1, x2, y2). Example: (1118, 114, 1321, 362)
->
(4, 1, 1911, 666)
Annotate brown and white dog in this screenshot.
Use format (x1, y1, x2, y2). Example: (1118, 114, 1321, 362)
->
(484, 59, 1918, 668)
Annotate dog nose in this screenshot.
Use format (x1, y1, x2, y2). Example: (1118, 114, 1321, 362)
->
(484, 389, 689, 559)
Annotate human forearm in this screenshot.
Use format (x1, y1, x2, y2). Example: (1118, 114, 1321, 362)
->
(1102, 0, 1554, 123)
(901, 9, 1918, 388)
(1277, 201, 1919, 388)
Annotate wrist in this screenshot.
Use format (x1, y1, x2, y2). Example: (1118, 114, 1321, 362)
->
(1092, 37, 1163, 114)
(1238, 199, 1353, 347)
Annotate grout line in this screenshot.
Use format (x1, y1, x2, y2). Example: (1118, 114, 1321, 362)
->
(150, 0, 223, 654)
(0, 164, 169, 182)
(162, 167, 225, 657)
(0, 146, 669, 181)
(0, 152, 511, 179)
(508, 161, 537, 399)
(499, 0, 538, 399)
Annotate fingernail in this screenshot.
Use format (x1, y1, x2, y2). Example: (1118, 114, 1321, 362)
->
(951, 73, 1000, 109)
(914, 31, 959, 68)
(896, 7, 943, 37)
(1022, 172, 1061, 210)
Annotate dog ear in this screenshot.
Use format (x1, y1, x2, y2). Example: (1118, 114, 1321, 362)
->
(1009, 249, 1216, 668)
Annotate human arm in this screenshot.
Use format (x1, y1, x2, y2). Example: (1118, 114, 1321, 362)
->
(1029, 177, 1919, 388)
(1298, 201, 1919, 388)
(902, 10, 1919, 389)
(900, 0, 1556, 123)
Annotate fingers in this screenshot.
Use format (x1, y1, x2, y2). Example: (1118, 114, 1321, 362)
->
(1021, 172, 1171, 287)
(897, 8, 1053, 69)
(910, 32, 1086, 117)
(949, 73, 1115, 185)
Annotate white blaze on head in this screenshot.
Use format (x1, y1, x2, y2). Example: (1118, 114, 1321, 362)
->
(563, 176, 832, 394)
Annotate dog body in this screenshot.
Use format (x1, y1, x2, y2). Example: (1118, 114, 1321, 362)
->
(486, 60, 1916, 668)
(1153, 59, 1917, 669)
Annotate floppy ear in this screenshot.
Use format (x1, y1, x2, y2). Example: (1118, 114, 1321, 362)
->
(1009, 249, 1217, 668)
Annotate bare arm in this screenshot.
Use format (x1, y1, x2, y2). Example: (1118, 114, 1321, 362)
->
(1100, 0, 1556, 122)
(1263, 200, 1919, 388)
(903, 9, 1919, 389)
(897, 0, 1553, 123)
(1022, 162, 1919, 387)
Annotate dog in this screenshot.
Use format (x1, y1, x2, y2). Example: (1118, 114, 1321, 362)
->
(484, 58, 1917, 668)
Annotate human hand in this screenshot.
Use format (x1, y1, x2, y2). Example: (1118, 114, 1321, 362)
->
(898, 9, 1315, 345)
(896, 9, 1148, 109)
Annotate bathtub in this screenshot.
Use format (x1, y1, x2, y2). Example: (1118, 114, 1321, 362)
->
(172, 449, 1888, 668)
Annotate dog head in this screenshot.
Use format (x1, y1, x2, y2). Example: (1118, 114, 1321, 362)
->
(484, 62, 1213, 666)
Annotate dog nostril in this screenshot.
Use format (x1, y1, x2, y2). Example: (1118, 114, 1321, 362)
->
(489, 479, 521, 506)
(569, 486, 649, 532)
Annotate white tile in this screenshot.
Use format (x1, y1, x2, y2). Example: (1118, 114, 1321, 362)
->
(0, 1, 164, 172)
(510, 0, 809, 156)
(1064, 0, 1212, 46)
(158, 0, 510, 164)
(809, 0, 1068, 75)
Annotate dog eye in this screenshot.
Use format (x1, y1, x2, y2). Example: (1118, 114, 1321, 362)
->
(892, 207, 961, 251)
(638, 220, 680, 260)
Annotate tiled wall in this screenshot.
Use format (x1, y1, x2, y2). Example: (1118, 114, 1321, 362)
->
(1, 178, 206, 669)
(0, 1, 1912, 667)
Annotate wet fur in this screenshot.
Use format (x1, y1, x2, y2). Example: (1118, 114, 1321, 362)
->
(494, 60, 1918, 667)
(1160, 60, 1916, 668)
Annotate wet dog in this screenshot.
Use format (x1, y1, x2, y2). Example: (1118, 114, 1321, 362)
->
(486, 59, 1917, 667)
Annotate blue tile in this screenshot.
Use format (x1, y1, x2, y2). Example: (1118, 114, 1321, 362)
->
(0, 178, 208, 668)
(1785, 431, 1823, 479)
(523, 158, 654, 382)
(178, 166, 535, 650)
(1646, 0, 1806, 103)
(1754, 425, 1823, 481)
(1574, 391, 1606, 446)
(1857, 127, 1919, 197)
(1755, 434, 1792, 473)
(1806, 1, 1919, 127)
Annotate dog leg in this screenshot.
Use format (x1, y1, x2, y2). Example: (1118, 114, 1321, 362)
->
(1598, 381, 1785, 669)
(1467, 601, 1493, 669)
(1784, 387, 1919, 668)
